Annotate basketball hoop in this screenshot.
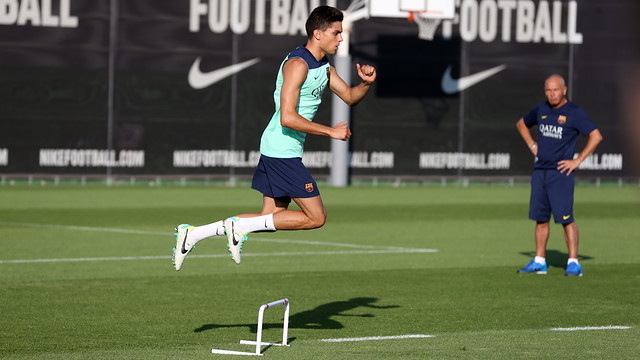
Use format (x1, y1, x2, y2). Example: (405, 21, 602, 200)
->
(408, 11, 443, 41)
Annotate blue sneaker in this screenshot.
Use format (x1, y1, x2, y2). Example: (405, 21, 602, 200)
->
(564, 262, 583, 277)
(518, 259, 548, 274)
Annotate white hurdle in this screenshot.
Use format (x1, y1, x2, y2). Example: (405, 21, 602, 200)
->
(211, 298, 290, 356)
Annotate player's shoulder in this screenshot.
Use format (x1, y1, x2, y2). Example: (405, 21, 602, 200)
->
(286, 45, 329, 69)
(283, 56, 308, 70)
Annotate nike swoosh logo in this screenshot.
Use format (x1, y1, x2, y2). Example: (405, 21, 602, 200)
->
(231, 222, 240, 246)
(441, 64, 507, 94)
(188, 57, 260, 89)
(563, 215, 571, 220)
(180, 229, 190, 254)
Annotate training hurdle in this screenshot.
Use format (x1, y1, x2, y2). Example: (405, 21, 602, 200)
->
(211, 298, 290, 356)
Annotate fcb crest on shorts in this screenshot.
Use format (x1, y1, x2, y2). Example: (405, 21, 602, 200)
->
(557, 115, 567, 125)
(305, 183, 314, 193)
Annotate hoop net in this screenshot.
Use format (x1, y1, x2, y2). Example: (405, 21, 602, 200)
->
(408, 11, 443, 41)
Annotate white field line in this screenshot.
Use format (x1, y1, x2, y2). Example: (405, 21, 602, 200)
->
(318, 326, 632, 344)
(0, 221, 437, 264)
(0, 221, 167, 235)
(550, 326, 632, 331)
(0, 249, 436, 264)
(320, 334, 435, 342)
(0, 221, 432, 250)
(247, 237, 416, 251)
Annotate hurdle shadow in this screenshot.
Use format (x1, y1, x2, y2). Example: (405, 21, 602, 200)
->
(520, 250, 594, 268)
(194, 297, 400, 334)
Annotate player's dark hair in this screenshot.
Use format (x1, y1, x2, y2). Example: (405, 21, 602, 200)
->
(305, 6, 343, 39)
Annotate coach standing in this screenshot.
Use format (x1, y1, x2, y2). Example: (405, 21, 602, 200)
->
(516, 74, 603, 277)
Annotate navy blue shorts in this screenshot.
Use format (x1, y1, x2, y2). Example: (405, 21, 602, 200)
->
(529, 169, 575, 224)
(251, 155, 320, 202)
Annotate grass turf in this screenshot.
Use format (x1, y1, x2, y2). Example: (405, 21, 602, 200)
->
(0, 185, 639, 359)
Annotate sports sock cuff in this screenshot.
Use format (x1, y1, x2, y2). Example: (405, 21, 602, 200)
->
(191, 220, 224, 243)
(237, 213, 276, 233)
(265, 213, 276, 231)
(535, 256, 546, 264)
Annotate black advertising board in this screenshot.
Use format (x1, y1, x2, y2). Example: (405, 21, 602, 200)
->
(0, 0, 636, 177)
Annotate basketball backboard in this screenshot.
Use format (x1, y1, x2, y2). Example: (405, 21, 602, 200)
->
(369, 0, 455, 20)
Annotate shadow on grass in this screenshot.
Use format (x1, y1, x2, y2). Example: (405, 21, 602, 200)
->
(520, 250, 594, 268)
(194, 297, 399, 334)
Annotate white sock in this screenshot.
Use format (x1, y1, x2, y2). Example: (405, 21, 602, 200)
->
(189, 220, 224, 244)
(237, 214, 276, 233)
(535, 256, 546, 264)
(567, 258, 579, 265)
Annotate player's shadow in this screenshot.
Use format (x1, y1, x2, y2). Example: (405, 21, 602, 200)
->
(194, 297, 399, 334)
(520, 250, 594, 268)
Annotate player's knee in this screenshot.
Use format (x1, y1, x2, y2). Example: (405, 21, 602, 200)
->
(309, 215, 325, 229)
(308, 211, 326, 229)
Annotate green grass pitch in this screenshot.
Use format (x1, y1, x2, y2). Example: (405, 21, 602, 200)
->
(1, 184, 639, 359)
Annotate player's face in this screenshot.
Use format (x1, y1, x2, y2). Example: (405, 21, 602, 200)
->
(318, 22, 343, 55)
(544, 78, 567, 108)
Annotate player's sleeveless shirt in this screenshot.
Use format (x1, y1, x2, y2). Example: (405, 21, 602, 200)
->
(260, 45, 330, 158)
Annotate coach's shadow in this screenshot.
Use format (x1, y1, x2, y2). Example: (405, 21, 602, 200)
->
(194, 297, 399, 334)
(520, 250, 593, 268)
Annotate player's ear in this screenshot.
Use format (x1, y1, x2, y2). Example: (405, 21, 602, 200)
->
(313, 29, 321, 41)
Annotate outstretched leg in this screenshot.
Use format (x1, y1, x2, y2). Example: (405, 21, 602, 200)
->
(231, 195, 326, 232)
(271, 195, 326, 230)
(225, 195, 327, 264)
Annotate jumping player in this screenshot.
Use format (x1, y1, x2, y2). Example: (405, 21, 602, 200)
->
(172, 6, 376, 269)
(516, 74, 602, 276)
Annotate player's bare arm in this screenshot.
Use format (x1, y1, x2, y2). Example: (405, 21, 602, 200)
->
(516, 118, 538, 156)
(558, 129, 603, 175)
(329, 63, 377, 106)
(279, 58, 351, 141)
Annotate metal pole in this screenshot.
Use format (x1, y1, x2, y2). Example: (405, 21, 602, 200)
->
(330, 55, 351, 187)
(329, 2, 369, 186)
(230, 33, 239, 185)
(254, 304, 266, 355)
(282, 299, 290, 346)
(568, 43, 574, 99)
(329, 10, 356, 187)
(106, 0, 119, 183)
(456, 40, 467, 177)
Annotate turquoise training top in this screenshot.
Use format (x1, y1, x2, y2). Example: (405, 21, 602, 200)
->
(260, 45, 330, 158)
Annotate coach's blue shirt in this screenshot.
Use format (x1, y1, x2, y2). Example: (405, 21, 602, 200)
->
(523, 100, 597, 169)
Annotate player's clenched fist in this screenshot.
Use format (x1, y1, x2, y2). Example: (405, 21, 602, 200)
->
(357, 64, 376, 84)
(330, 121, 351, 141)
